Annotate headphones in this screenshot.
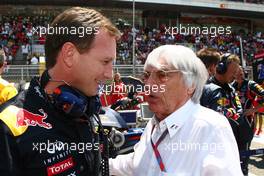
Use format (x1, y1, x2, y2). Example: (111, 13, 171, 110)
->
(40, 70, 101, 119)
(216, 53, 231, 75)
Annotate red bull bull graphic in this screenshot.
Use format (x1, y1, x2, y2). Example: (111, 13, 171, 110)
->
(16, 108, 52, 129)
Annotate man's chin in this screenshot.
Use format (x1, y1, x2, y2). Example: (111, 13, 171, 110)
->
(81, 89, 97, 97)
(89, 91, 98, 97)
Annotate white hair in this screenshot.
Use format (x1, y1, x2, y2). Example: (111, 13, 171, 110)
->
(144, 45, 208, 103)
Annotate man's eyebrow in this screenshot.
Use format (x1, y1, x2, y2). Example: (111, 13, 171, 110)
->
(159, 65, 170, 71)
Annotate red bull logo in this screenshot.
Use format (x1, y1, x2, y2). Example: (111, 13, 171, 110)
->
(217, 97, 230, 106)
(16, 109, 52, 129)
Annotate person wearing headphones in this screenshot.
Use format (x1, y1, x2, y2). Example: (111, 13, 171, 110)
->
(200, 54, 251, 175)
(233, 66, 264, 122)
(0, 7, 120, 176)
(232, 66, 264, 175)
(0, 49, 17, 104)
(110, 45, 242, 176)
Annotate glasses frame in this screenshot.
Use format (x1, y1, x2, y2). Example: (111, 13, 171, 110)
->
(141, 69, 181, 83)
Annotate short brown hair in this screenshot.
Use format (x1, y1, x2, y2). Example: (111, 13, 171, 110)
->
(196, 48, 220, 69)
(45, 7, 121, 69)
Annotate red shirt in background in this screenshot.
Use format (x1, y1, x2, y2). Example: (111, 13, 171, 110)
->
(110, 82, 126, 105)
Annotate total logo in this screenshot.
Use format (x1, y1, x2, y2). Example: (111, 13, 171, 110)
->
(47, 157, 75, 176)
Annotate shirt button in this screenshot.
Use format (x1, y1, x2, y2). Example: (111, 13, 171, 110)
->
(80, 165, 84, 172)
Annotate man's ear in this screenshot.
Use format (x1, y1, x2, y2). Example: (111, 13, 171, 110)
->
(208, 65, 216, 75)
(187, 85, 195, 95)
(60, 42, 77, 68)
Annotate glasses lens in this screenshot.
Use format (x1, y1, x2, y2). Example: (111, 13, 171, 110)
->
(156, 70, 167, 83)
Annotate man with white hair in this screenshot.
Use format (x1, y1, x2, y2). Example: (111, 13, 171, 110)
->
(109, 45, 243, 176)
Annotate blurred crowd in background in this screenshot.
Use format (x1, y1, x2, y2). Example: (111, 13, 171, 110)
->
(0, 15, 263, 66)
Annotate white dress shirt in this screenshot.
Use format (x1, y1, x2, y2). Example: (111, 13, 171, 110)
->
(109, 100, 243, 176)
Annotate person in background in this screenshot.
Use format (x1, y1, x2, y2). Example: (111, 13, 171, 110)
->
(232, 66, 264, 174)
(21, 42, 30, 62)
(253, 97, 263, 136)
(110, 45, 242, 176)
(7, 53, 13, 65)
(109, 72, 130, 110)
(198, 48, 221, 107)
(28, 53, 40, 76)
(200, 53, 251, 175)
(110, 72, 126, 105)
(0, 49, 17, 104)
(30, 53, 39, 65)
(196, 48, 220, 77)
(252, 80, 264, 136)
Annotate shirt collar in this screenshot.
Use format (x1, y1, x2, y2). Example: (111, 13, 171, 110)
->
(151, 99, 196, 138)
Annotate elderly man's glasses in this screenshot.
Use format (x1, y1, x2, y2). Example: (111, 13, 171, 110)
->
(141, 70, 181, 83)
